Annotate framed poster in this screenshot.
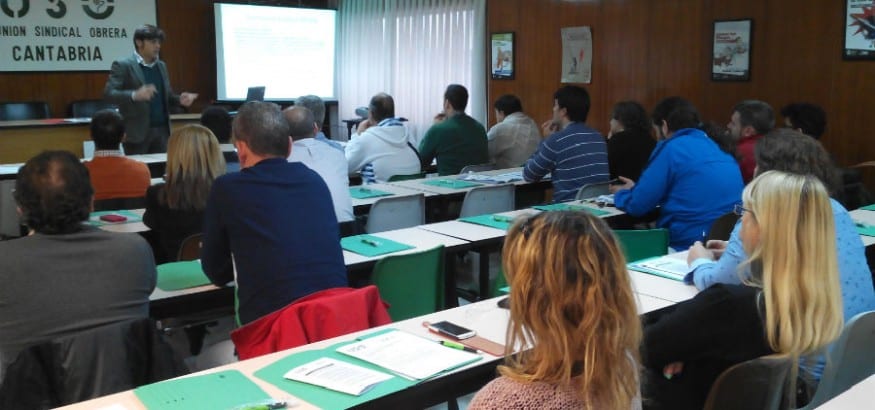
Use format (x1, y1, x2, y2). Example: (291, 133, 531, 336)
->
(560, 26, 592, 84)
(845, 0, 875, 60)
(491, 32, 514, 80)
(712, 19, 752, 81)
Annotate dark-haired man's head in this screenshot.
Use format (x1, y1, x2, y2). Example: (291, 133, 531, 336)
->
(90, 109, 126, 150)
(780, 103, 826, 139)
(651, 96, 700, 139)
(368, 93, 395, 123)
(200, 106, 232, 143)
(754, 128, 840, 196)
(553, 86, 591, 126)
(294, 95, 326, 131)
(133, 24, 164, 63)
(493, 94, 523, 122)
(14, 150, 94, 234)
(443, 84, 469, 114)
(728, 100, 774, 141)
(283, 106, 317, 141)
(232, 101, 290, 166)
(611, 101, 650, 133)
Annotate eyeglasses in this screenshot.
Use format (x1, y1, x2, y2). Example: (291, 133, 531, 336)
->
(733, 203, 752, 217)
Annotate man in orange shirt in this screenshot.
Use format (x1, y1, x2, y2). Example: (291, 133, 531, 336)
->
(84, 110, 151, 200)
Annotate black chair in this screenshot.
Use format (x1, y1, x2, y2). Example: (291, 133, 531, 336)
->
(706, 211, 741, 242)
(92, 196, 147, 212)
(703, 355, 793, 410)
(0, 101, 50, 121)
(68, 99, 117, 118)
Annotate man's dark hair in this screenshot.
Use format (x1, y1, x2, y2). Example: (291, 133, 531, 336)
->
(652, 96, 700, 133)
(611, 101, 650, 133)
(368, 93, 395, 122)
(444, 84, 469, 112)
(14, 150, 94, 234)
(701, 122, 737, 159)
(90, 109, 125, 150)
(294, 95, 325, 130)
(780, 102, 826, 139)
(754, 128, 840, 196)
(733, 100, 775, 135)
(553, 86, 591, 123)
(494, 94, 523, 116)
(200, 106, 232, 143)
(284, 106, 316, 141)
(133, 24, 165, 48)
(232, 101, 289, 157)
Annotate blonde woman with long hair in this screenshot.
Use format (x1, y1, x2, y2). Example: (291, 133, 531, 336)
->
(469, 211, 642, 409)
(641, 171, 844, 410)
(143, 124, 225, 262)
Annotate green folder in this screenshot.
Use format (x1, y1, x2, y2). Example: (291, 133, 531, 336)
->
(349, 186, 394, 199)
(854, 221, 875, 237)
(859, 204, 875, 211)
(532, 203, 611, 217)
(458, 214, 514, 230)
(134, 370, 271, 410)
(420, 179, 482, 189)
(88, 209, 143, 226)
(156, 260, 211, 291)
(341, 234, 414, 257)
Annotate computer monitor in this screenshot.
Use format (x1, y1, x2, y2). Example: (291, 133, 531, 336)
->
(245, 86, 266, 102)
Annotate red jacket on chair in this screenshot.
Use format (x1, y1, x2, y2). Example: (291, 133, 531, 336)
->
(230, 286, 391, 360)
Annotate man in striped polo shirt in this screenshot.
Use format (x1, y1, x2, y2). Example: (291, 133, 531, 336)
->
(523, 86, 609, 203)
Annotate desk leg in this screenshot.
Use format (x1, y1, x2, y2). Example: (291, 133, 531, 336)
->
(444, 249, 459, 308)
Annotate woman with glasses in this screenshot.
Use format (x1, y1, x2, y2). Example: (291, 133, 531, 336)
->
(641, 171, 844, 409)
(469, 211, 642, 409)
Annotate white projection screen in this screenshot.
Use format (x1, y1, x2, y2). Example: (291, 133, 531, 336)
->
(214, 3, 336, 100)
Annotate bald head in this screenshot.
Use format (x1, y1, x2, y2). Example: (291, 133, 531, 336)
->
(283, 106, 317, 141)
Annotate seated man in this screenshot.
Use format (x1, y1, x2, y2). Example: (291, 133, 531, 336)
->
(84, 109, 151, 200)
(727, 100, 774, 183)
(345, 92, 420, 183)
(487, 94, 541, 169)
(780, 102, 827, 139)
(285, 106, 355, 222)
(523, 85, 609, 202)
(611, 97, 743, 250)
(201, 101, 347, 325)
(294, 95, 344, 151)
(419, 84, 488, 175)
(0, 151, 156, 381)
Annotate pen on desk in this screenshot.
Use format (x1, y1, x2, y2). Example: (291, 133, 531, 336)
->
(437, 340, 479, 354)
(492, 215, 513, 223)
(361, 238, 381, 247)
(231, 398, 292, 410)
(359, 187, 372, 193)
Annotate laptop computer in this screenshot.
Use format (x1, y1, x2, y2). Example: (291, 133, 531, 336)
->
(245, 86, 266, 102)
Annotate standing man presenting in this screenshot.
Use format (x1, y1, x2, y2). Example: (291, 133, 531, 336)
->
(104, 25, 197, 154)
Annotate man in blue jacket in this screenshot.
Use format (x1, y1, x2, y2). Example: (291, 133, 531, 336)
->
(610, 97, 743, 250)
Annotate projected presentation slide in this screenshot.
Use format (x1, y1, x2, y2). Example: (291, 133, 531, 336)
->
(215, 4, 336, 100)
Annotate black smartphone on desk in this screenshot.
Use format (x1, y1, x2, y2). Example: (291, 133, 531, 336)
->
(497, 296, 510, 309)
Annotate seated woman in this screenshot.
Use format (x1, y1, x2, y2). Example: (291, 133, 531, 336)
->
(469, 211, 642, 409)
(144, 124, 225, 262)
(641, 171, 844, 410)
(607, 101, 656, 181)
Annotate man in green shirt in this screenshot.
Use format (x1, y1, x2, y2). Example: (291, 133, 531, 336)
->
(419, 84, 488, 175)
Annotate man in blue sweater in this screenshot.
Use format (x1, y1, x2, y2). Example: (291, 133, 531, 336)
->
(610, 97, 743, 250)
(201, 101, 347, 325)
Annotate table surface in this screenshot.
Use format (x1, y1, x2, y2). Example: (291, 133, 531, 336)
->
(815, 374, 875, 409)
(349, 183, 437, 209)
(848, 209, 875, 246)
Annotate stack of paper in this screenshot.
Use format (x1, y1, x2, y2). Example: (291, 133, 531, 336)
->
(283, 357, 392, 396)
(628, 255, 690, 281)
(458, 171, 522, 184)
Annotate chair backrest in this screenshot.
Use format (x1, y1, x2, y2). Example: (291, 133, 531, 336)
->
(92, 196, 147, 212)
(706, 211, 740, 242)
(68, 99, 118, 118)
(0, 180, 22, 238)
(459, 163, 496, 174)
(372, 245, 444, 321)
(459, 184, 516, 218)
(177, 233, 203, 261)
(703, 355, 792, 410)
(0, 101, 50, 121)
(388, 172, 426, 182)
(575, 181, 613, 200)
(613, 229, 669, 262)
(800, 311, 875, 409)
(366, 193, 425, 233)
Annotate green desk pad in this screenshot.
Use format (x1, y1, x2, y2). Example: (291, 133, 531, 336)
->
(532, 203, 611, 217)
(420, 179, 483, 189)
(854, 222, 875, 237)
(134, 370, 271, 410)
(156, 260, 211, 291)
(87, 210, 143, 226)
(458, 214, 514, 230)
(858, 204, 875, 211)
(341, 234, 414, 257)
(349, 186, 394, 199)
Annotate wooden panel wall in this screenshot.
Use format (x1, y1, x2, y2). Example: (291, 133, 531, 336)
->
(487, 0, 875, 173)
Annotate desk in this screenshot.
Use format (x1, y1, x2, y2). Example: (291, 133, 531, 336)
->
(94, 209, 148, 233)
(349, 183, 437, 213)
(849, 209, 875, 247)
(815, 374, 875, 409)
(342, 227, 469, 269)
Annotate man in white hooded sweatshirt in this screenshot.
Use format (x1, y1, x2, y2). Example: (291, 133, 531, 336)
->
(345, 93, 421, 183)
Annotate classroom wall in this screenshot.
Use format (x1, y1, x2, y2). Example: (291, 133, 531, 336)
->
(487, 0, 875, 174)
